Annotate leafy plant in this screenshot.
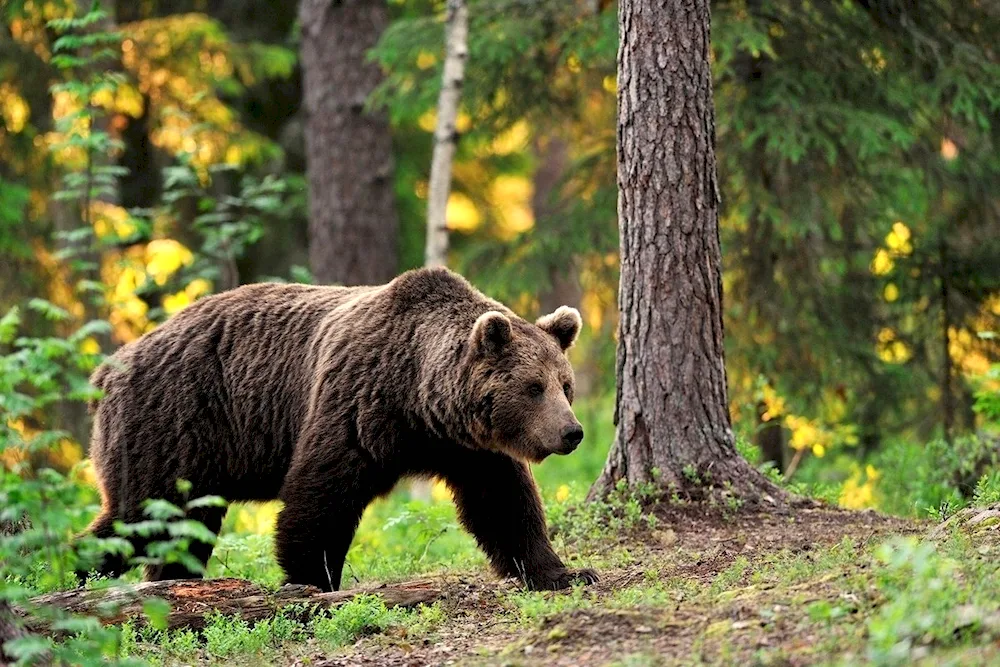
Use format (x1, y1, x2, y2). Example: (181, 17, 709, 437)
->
(867, 538, 965, 665)
(110, 479, 226, 578)
(311, 594, 408, 647)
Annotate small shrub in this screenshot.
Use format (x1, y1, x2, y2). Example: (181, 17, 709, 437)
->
(973, 471, 1000, 506)
(547, 477, 659, 546)
(867, 538, 965, 665)
(311, 594, 406, 647)
(506, 583, 594, 625)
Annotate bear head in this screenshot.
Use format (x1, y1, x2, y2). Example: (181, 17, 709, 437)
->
(466, 306, 585, 462)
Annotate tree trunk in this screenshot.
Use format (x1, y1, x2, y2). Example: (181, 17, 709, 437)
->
(300, 0, 398, 286)
(0, 600, 26, 667)
(424, 0, 468, 268)
(591, 0, 783, 506)
(410, 0, 469, 502)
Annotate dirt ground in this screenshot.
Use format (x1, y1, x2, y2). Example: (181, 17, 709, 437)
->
(311, 505, 926, 667)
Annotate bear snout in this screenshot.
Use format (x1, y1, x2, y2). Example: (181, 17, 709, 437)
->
(556, 423, 584, 454)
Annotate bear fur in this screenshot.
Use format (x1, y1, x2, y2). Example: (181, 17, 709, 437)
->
(82, 267, 597, 591)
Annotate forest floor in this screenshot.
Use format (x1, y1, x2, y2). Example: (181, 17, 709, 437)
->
(264, 504, 999, 667)
(54, 496, 1000, 667)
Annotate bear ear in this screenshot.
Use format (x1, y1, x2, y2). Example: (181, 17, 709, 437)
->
(472, 311, 512, 355)
(535, 306, 582, 351)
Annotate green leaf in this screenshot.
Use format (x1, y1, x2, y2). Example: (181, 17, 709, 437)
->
(0, 308, 21, 345)
(185, 495, 228, 510)
(142, 597, 172, 631)
(27, 299, 71, 322)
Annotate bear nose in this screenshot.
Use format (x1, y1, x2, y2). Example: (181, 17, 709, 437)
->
(560, 424, 584, 453)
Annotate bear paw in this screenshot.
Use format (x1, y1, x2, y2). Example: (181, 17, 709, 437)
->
(524, 567, 599, 591)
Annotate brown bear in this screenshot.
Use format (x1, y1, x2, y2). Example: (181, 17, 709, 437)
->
(81, 266, 597, 591)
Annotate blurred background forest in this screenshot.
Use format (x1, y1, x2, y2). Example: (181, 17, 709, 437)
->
(2, 0, 1000, 519)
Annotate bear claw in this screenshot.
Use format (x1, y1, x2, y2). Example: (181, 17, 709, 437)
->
(525, 567, 599, 591)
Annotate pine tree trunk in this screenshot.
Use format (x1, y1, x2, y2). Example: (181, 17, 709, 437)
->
(300, 0, 398, 286)
(591, 0, 783, 506)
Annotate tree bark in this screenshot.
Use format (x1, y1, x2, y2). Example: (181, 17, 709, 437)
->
(424, 0, 468, 268)
(591, 0, 783, 505)
(17, 578, 440, 635)
(300, 0, 399, 286)
(410, 0, 470, 502)
(0, 600, 26, 667)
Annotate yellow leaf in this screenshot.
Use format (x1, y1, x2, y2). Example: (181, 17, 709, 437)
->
(145, 239, 193, 285)
(556, 484, 570, 502)
(870, 249, 894, 276)
(446, 192, 481, 232)
(162, 290, 191, 315)
(418, 110, 436, 133)
(416, 51, 437, 70)
(79, 337, 101, 355)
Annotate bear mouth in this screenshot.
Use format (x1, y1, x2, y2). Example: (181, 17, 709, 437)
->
(514, 442, 566, 463)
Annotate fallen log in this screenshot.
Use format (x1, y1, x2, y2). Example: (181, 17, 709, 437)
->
(17, 578, 441, 634)
(1, 600, 28, 666)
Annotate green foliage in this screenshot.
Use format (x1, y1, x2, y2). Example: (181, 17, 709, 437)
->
(547, 476, 658, 547)
(973, 471, 1000, 506)
(201, 609, 305, 657)
(209, 531, 284, 589)
(311, 594, 408, 647)
(119, 621, 201, 662)
(0, 306, 145, 666)
(158, 154, 294, 293)
(0, 306, 105, 424)
(0, 178, 31, 259)
(505, 582, 594, 626)
(109, 482, 226, 578)
(346, 494, 482, 585)
(972, 360, 1000, 425)
(867, 538, 970, 665)
(871, 436, 996, 517)
(47, 4, 126, 273)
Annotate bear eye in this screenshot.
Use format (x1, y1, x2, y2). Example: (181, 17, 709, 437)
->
(562, 382, 572, 398)
(527, 382, 545, 398)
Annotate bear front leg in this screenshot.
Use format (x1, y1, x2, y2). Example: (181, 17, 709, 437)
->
(440, 450, 598, 591)
(276, 450, 378, 592)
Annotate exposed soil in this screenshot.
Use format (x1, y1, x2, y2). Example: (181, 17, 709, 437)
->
(311, 506, 927, 666)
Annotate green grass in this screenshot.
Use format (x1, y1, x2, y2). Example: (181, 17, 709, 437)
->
(116, 597, 447, 664)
